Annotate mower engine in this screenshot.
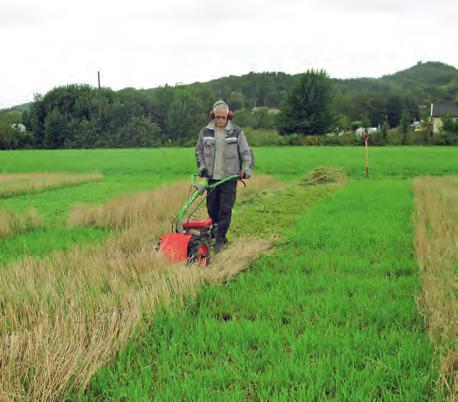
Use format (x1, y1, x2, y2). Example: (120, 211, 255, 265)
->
(158, 218, 213, 266)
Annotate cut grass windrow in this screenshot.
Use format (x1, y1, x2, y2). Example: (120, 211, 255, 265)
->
(82, 179, 439, 401)
(414, 176, 458, 397)
(0, 172, 102, 198)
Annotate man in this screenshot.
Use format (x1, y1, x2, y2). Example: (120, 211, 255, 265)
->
(195, 100, 253, 253)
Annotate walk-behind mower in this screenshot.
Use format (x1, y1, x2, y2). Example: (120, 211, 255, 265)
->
(158, 174, 242, 266)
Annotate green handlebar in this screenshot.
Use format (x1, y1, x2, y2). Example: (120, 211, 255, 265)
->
(177, 174, 240, 233)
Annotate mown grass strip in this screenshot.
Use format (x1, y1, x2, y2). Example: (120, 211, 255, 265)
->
(0, 227, 110, 266)
(414, 176, 458, 397)
(0, 172, 102, 198)
(82, 179, 439, 401)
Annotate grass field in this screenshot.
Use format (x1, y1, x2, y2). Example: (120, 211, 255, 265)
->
(82, 180, 437, 401)
(0, 146, 456, 400)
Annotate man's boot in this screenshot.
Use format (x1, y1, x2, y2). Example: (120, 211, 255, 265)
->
(215, 237, 225, 253)
(211, 223, 219, 241)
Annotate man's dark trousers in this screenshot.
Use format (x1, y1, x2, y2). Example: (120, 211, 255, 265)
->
(206, 179, 237, 242)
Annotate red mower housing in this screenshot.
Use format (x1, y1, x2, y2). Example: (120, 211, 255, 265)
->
(159, 233, 192, 262)
(159, 218, 212, 266)
(182, 217, 212, 230)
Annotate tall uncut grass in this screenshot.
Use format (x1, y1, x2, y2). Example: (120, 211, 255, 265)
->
(0, 177, 272, 400)
(0, 172, 102, 198)
(0, 207, 42, 238)
(414, 176, 458, 396)
(67, 174, 282, 230)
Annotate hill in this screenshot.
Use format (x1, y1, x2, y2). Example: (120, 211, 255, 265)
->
(9, 61, 457, 114)
(144, 61, 457, 123)
(10, 102, 33, 112)
(3, 61, 457, 150)
(380, 61, 458, 104)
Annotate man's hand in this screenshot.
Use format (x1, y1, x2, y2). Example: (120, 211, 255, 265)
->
(241, 168, 252, 179)
(198, 166, 208, 178)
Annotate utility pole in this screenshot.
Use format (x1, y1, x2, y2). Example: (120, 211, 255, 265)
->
(97, 71, 102, 139)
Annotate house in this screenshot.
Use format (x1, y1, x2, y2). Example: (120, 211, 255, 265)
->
(431, 104, 458, 134)
(251, 107, 280, 115)
(355, 127, 378, 136)
(11, 123, 26, 132)
(410, 121, 424, 132)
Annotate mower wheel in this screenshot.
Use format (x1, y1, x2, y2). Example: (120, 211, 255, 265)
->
(188, 236, 210, 267)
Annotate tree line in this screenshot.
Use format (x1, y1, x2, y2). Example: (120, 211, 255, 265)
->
(1, 61, 457, 149)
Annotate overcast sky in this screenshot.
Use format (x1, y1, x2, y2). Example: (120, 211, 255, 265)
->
(1, 0, 457, 109)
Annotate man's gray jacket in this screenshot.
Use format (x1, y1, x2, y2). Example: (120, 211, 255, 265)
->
(195, 120, 253, 178)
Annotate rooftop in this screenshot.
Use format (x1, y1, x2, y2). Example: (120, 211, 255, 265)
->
(431, 104, 458, 117)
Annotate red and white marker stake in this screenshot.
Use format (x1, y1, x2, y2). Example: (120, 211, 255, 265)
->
(364, 132, 369, 177)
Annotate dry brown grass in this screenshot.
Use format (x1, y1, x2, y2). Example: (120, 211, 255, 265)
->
(0, 176, 275, 401)
(413, 176, 458, 398)
(204, 237, 272, 282)
(302, 166, 347, 185)
(67, 174, 283, 230)
(0, 172, 102, 198)
(67, 181, 188, 230)
(0, 207, 42, 238)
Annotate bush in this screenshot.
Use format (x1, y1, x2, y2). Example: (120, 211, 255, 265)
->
(0, 121, 34, 149)
(298, 133, 360, 146)
(341, 133, 361, 146)
(233, 109, 255, 128)
(233, 109, 277, 130)
(168, 125, 457, 148)
(432, 131, 458, 145)
(442, 115, 458, 135)
(114, 117, 160, 147)
(386, 128, 402, 145)
(244, 128, 286, 146)
(299, 135, 321, 146)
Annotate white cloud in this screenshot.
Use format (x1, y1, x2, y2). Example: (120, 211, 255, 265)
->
(0, 0, 457, 108)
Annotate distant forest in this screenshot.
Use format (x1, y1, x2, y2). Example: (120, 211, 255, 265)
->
(1, 61, 457, 149)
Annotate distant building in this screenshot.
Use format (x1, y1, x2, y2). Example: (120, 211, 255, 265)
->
(11, 123, 26, 132)
(251, 107, 280, 115)
(431, 104, 458, 134)
(355, 127, 378, 136)
(410, 121, 423, 132)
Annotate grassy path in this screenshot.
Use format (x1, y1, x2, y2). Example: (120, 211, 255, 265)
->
(81, 179, 438, 400)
